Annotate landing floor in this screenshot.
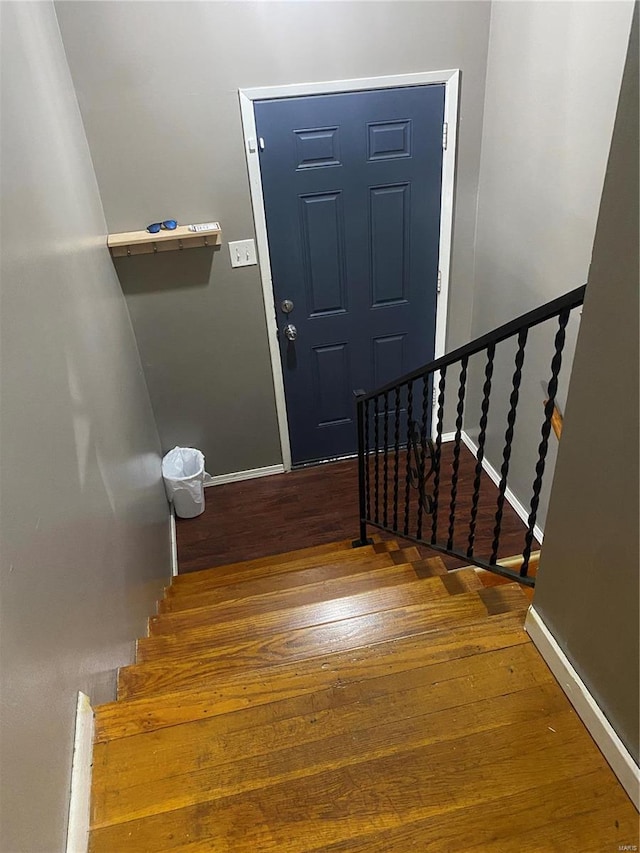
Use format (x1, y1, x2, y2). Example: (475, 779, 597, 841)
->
(177, 444, 538, 574)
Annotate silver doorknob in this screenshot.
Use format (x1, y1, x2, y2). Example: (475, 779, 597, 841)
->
(283, 323, 297, 341)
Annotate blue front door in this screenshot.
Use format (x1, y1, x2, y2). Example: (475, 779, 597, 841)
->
(255, 85, 445, 465)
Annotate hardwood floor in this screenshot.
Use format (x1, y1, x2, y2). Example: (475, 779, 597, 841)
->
(177, 443, 538, 575)
(89, 441, 632, 850)
(90, 540, 637, 851)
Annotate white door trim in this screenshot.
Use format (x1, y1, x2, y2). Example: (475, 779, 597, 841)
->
(239, 69, 460, 471)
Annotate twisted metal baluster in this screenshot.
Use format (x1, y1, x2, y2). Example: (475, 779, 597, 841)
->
(383, 392, 389, 527)
(521, 309, 571, 575)
(490, 329, 528, 564)
(467, 344, 496, 557)
(447, 357, 469, 550)
(430, 368, 447, 544)
(415, 376, 431, 540)
(403, 380, 414, 536)
(373, 396, 380, 524)
(393, 386, 401, 532)
(356, 394, 369, 546)
(364, 399, 371, 522)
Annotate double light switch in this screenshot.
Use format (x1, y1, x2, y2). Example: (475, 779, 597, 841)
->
(228, 239, 257, 268)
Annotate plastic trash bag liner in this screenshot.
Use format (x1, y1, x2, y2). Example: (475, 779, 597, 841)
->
(162, 446, 209, 518)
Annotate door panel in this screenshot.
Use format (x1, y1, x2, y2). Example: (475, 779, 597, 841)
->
(255, 85, 445, 465)
(312, 343, 352, 426)
(368, 120, 412, 160)
(300, 192, 347, 315)
(373, 334, 407, 389)
(370, 183, 410, 306)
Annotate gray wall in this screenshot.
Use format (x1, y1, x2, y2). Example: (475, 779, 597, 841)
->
(0, 4, 171, 850)
(55, 0, 492, 475)
(534, 10, 639, 762)
(465, 0, 634, 530)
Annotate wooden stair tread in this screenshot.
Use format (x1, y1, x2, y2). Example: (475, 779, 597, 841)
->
(149, 561, 422, 637)
(412, 555, 448, 577)
(96, 612, 530, 741)
(138, 571, 449, 663)
(474, 566, 536, 603)
(173, 538, 355, 583)
(159, 547, 419, 614)
(89, 704, 630, 852)
(119, 586, 529, 699)
(97, 643, 550, 784)
(440, 566, 484, 594)
(478, 583, 529, 614)
(92, 644, 556, 827)
(170, 540, 400, 591)
(162, 545, 416, 607)
(312, 781, 632, 853)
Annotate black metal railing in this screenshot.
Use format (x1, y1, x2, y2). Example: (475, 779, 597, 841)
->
(355, 285, 586, 586)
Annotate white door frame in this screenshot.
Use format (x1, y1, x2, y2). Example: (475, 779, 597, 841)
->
(239, 69, 460, 472)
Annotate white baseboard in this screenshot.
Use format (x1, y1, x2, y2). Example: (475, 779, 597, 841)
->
(440, 431, 457, 443)
(203, 463, 285, 487)
(525, 607, 640, 810)
(459, 430, 544, 544)
(66, 692, 94, 853)
(169, 505, 178, 578)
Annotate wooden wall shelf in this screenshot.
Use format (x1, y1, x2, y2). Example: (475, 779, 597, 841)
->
(107, 224, 222, 258)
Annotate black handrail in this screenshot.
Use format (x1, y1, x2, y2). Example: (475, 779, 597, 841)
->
(355, 284, 587, 586)
(358, 285, 586, 402)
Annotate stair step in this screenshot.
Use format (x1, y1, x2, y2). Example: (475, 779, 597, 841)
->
(172, 538, 356, 586)
(87, 703, 613, 853)
(149, 562, 422, 637)
(92, 644, 555, 828)
(440, 567, 485, 595)
(478, 583, 530, 615)
(157, 548, 414, 614)
(162, 544, 411, 606)
(139, 571, 449, 663)
(170, 539, 400, 591)
(370, 539, 401, 552)
(96, 611, 530, 742)
(275, 777, 631, 853)
(160, 547, 420, 614)
(119, 586, 529, 700)
(412, 556, 448, 577)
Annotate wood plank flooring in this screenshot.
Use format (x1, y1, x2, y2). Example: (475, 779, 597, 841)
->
(90, 540, 637, 851)
(176, 444, 539, 575)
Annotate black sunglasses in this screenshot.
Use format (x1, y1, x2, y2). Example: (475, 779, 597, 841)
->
(146, 220, 177, 234)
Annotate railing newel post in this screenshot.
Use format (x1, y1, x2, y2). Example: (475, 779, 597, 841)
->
(353, 390, 372, 548)
(383, 392, 390, 528)
(393, 386, 401, 532)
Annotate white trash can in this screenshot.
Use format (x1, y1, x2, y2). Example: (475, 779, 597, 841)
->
(162, 447, 206, 518)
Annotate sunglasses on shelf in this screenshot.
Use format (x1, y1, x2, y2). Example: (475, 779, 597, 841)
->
(146, 220, 178, 234)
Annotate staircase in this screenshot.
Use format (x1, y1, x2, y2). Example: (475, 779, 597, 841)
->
(89, 539, 636, 851)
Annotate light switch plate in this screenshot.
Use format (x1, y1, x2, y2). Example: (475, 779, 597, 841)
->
(228, 239, 257, 268)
